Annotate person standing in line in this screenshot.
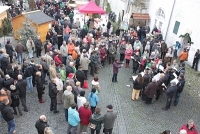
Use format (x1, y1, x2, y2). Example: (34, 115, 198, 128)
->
(78, 102, 92, 133)
(192, 49, 200, 71)
(5, 40, 14, 63)
(162, 81, 177, 111)
(60, 41, 68, 65)
(49, 78, 59, 114)
(0, 99, 16, 134)
(55, 73, 63, 104)
(35, 115, 50, 134)
(112, 58, 122, 83)
(35, 71, 45, 103)
(67, 103, 80, 134)
(173, 74, 185, 106)
(23, 61, 34, 92)
(103, 105, 117, 134)
(88, 88, 99, 114)
(63, 85, 74, 122)
(15, 74, 28, 112)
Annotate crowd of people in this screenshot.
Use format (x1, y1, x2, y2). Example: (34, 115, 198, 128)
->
(0, 0, 200, 134)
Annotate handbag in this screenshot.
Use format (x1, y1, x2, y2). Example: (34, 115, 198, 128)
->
(82, 80, 88, 89)
(89, 123, 96, 129)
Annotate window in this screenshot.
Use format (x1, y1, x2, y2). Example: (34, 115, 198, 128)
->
(159, 21, 163, 30)
(173, 21, 180, 35)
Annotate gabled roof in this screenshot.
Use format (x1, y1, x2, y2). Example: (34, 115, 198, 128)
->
(13, 10, 54, 25)
(23, 10, 54, 25)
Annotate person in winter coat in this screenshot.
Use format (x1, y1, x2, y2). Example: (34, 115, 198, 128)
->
(75, 66, 86, 87)
(4, 74, 14, 91)
(144, 78, 158, 104)
(99, 45, 107, 67)
(10, 85, 22, 115)
(132, 74, 144, 101)
(60, 41, 68, 65)
(35, 115, 50, 134)
(68, 40, 75, 55)
(26, 37, 35, 59)
(49, 78, 59, 114)
(54, 52, 62, 67)
(0, 54, 9, 74)
(35, 36, 43, 57)
(125, 47, 133, 68)
(108, 45, 116, 64)
(132, 52, 140, 74)
(67, 103, 80, 134)
(55, 73, 63, 104)
(77, 90, 87, 109)
(167, 46, 174, 62)
(15, 74, 28, 112)
(173, 74, 185, 106)
(0, 88, 12, 106)
(78, 102, 92, 133)
(0, 99, 16, 134)
(112, 58, 122, 82)
(192, 49, 200, 71)
(63, 85, 74, 122)
(179, 119, 199, 134)
(90, 52, 96, 77)
(90, 107, 104, 134)
(134, 39, 143, 54)
(49, 62, 57, 79)
(160, 40, 168, 59)
(80, 51, 90, 79)
(88, 88, 99, 114)
(162, 80, 177, 111)
(119, 41, 126, 62)
(91, 76, 100, 94)
(35, 72, 45, 103)
(179, 48, 188, 64)
(5, 40, 14, 63)
(15, 42, 25, 65)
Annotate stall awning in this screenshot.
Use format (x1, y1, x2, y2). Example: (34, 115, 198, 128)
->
(132, 13, 150, 20)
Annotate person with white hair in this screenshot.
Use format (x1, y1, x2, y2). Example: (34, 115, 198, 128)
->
(4, 74, 14, 91)
(162, 80, 177, 111)
(49, 78, 59, 114)
(35, 115, 50, 134)
(35, 71, 45, 103)
(10, 85, 22, 115)
(144, 78, 158, 104)
(179, 119, 198, 134)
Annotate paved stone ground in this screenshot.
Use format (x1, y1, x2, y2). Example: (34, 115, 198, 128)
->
(0, 38, 200, 134)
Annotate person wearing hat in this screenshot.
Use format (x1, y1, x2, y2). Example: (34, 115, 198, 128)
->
(10, 85, 22, 115)
(173, 73, 185, 106)
(103, 105, 117, 134)
(78, 102, 92, 133)
(162, 80, 177, 111)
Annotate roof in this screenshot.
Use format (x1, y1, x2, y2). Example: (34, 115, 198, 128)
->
(132, 13, 150, 20)
(23, 10, 54, 25)
(0, 6, 10, 14)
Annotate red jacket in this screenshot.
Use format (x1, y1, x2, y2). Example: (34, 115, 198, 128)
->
(54, 55, 62, 66)
(78, 106, 92, 125)
(180, 124, 199, 134)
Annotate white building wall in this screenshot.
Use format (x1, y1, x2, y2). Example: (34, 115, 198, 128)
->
(149, 0, 200, 70)
(107, 0, 127, 20)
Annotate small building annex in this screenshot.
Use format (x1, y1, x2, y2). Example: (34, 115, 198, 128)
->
(12, 10, 54, 42)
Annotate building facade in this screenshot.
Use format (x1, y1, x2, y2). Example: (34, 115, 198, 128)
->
(148, 0, 200, 69)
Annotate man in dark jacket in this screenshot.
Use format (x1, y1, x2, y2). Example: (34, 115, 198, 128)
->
(23, 62, 34, 92)
(15, 74, 28, 112)
(0, 99, 16, 134)
(15, 42, 25, 65)
(75, 66, 86, 87)
(35, 115, 49, 134)
(0, 74, 5, 89)
(192, 49, 200, 71)
(112, 59, 122, 82)
(160, 40, 168, 59)
(103, 105, 117, 134)
(144, 78, 158, 104)
(40, 56, 49, 84)
(35, 36, 43, 57)
(52, 32, 58, 49)
(162, 80, 177, 111)
(5, 40, 14, 63)
(49, 78, 59, 113)
(173, 74, 185, 106)
(0, 54, 9, 74)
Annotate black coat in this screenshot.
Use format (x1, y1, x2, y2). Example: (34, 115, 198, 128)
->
(133, 79, 144, 90)
(35, 76, 43, 95)
(75, 70, 86, 87)
(0, 57, 9, 70)
(49, 82, 58, 98)
(15, 79, 27, 98)
(145, 82, 158, 98)
(0, 104, 14, 121)
(0, 77, 5, 89)
(66, 66, 73, 78)
(177, 79, 185, 93)
(166, 85, 177, 98)
(4, 78, 14, 91)
(10, 90, 20, 107)
(5, 44, 14, 56)
(35, 39, 43, 50)
(35, 120, 49, 134)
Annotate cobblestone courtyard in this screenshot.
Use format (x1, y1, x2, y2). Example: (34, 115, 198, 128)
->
(1, 56, 200, 134)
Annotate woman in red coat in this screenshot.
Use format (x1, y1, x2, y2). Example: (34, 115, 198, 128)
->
(179, 119, 199, 134)
(54, 53, 62, 67)
(125, 47, 133, 68)
(99, 45, 107, 67)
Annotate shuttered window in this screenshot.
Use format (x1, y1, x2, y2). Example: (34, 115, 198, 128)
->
(173, 21, 180, 35)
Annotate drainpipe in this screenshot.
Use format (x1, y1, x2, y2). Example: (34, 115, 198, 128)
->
(165, 0, 176, 41)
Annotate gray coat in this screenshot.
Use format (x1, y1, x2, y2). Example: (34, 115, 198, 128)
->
(80, 56, 90, 70)
(108, 47, 116, 57)
(104, 111, 117, 129)
(119, 44, 126, 54)
(63, 90, 74, 109)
